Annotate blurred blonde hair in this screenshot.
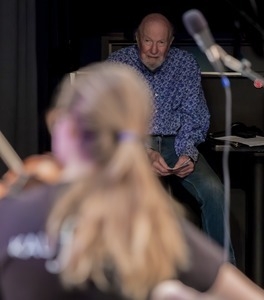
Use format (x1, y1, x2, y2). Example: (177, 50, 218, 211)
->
(46, 61, 189, 300)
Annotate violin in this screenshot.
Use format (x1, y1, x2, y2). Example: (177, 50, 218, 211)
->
(0, 131, 62, 198)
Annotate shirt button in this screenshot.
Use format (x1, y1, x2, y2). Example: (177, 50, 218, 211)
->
(155, 93, 158, 97)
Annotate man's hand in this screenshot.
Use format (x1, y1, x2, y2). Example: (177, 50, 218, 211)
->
(168, 155, 194, 178)
(147, 149, 172, 176)
(147, 150, 194, 178)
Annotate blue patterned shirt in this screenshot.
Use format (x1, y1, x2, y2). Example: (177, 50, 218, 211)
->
(107, 45, 210, 161)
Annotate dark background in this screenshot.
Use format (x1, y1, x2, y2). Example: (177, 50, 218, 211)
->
(68, 0, 263, 38)
(36, 0, 264, 77)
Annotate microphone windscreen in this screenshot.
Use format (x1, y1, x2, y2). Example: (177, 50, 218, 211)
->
(182, 9, 208, 36)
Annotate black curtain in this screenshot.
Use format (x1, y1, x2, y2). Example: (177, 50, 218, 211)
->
(0, 0, 79, 175)
(0, 0, 38, 175)
(36, 0, 80, 155)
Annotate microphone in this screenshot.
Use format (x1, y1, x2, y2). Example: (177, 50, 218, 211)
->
(182, 9, 225, 73)
(182, 9, 264, 86)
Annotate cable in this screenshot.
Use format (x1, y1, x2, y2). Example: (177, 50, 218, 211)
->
(220, 75, 232, 263)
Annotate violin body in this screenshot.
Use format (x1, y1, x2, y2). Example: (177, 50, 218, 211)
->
(0, 153, 62, 198)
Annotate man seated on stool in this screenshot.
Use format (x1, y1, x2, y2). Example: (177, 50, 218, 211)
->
(107, 12, 236, 265)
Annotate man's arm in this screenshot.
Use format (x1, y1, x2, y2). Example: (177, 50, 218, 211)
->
(174, 55, 210, 161)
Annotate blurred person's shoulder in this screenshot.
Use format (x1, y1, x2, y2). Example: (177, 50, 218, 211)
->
(178, 217, 225, 291)
(0, 182, 66, 208)
(0, 183, 67, 238)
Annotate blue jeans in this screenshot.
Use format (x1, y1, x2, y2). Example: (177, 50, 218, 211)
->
(151, 136, 236, 265)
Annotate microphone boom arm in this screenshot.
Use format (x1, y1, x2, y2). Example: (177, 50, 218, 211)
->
(217, 45, 264, 85)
